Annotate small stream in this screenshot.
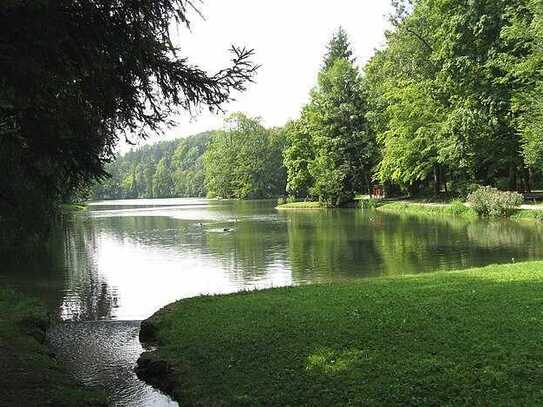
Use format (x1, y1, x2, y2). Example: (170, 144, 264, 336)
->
(3, 198, 543, 405)
(48, 321, 177, 406)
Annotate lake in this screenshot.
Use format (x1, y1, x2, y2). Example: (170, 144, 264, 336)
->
(2, 198, 543, 406)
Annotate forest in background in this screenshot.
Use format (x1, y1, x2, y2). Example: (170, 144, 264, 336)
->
(95, 0, 543, 205)
(92, 114, 286, 200)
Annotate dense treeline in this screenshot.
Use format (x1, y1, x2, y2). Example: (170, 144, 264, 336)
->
(93, 114, 286, 200)
(92, 133, 212, 199)
(365, 0, 543, 196)
(98, 1, 543, 206)
(283, 0, 543, 205)
(203, 114, 286, 199)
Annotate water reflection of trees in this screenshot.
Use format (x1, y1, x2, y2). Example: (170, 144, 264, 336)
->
(93, 210, 289, 284)
(286, 210, 543, 281)
(0, 217, 118, 321)
(60, 217, 118, 320)
(375, 213, 543, 275)
(1, 234, 67, 313)
(286, 210, 383, 283)
(81, 204, 543, 300)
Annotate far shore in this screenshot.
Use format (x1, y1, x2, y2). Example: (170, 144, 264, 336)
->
(276, 197, 543, 222)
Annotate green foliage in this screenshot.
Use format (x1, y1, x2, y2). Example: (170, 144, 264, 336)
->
(152, 158, 174, 198)
(322, 26, 355, 70)
(467, 186, 524, 217)
(448, 199, 471, 217)
(287, 196, 298, 204)
(140, 261, 543, 406)
(283, 119, 315, 198)
(203, 113, 287, 199)
(92, 137, 192, 200)
(310, 58, 375, 206)
(170, 132, 213, 198)
(365, 0, 543, 195)
(0, 0, 257, 245)
(285, 28, 376, 207)
(358, 198, 380, 210)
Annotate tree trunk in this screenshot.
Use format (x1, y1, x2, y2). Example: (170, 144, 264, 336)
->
(433, 166, 441, 195)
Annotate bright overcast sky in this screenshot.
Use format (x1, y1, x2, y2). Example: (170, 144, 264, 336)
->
(129, 0, 392, 149)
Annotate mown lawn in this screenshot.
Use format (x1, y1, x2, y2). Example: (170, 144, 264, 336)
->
(0, 289, 105, 407)
(140, 262, 543, 406)
(376, 201, 477, 218)
(375, 200, 543, 224)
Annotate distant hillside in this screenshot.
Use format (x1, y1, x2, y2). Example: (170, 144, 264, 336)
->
(92, 132, 215, 200)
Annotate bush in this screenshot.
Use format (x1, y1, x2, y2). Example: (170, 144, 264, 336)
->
(467, 186, 523, 217)
(277, 197, 287, 206)
(447, 199, 470, 216)
(359, 198, 380, 210)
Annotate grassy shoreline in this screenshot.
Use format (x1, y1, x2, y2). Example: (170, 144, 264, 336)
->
(138, 261, 543, 406)
(275, 199, 543, 222)
(376, 201, 477, 218)
(376, 200, 543, 222)
(0, 289, 106, 406)
(276, 201, 323, 210)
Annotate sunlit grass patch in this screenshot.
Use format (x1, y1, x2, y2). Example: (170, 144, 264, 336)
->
(378, 201, 477, 218)
(139, 261, 543, 406)
(306, 347, 368, 375)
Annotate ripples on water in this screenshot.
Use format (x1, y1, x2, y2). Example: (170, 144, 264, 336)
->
(48, 321, 177, 406)
(3, 198, 543, 406)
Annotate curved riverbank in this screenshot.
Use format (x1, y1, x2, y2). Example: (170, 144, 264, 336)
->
(138, 261, 543, 406)
(0, 289, 106, 407)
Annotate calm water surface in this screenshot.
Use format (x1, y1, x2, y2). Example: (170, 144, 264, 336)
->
(3, 198, 543, 405)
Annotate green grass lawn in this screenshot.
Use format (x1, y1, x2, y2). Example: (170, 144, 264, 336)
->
(0, 289, 105, 407)
(376, 201, 477, 218)
(139, 261, 543, 406)
(511, 209, 543, 222)
(375, 200, 543, 223)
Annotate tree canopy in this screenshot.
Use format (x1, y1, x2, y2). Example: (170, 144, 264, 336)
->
(285, 28, 375, 206)
(204, 113, 287, 199)
(0, 0, 257, 245)
(366, 0, 543, 194)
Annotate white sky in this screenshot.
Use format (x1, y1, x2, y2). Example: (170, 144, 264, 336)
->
(127, 0, 392, 150)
